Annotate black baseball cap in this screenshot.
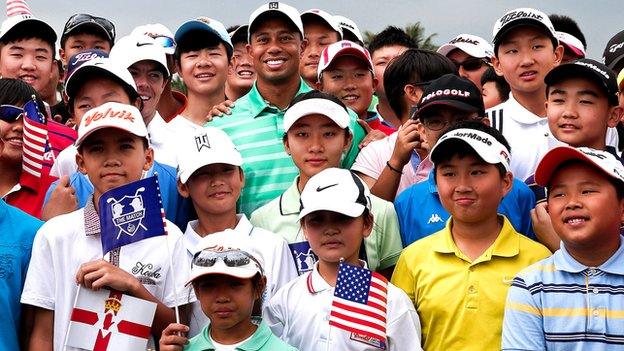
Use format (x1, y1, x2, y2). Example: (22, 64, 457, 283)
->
(603, 30, 624, 71)
(61, 14, 115, 47)
(416, 74, 485, 119)
(545, 58, 619, 106)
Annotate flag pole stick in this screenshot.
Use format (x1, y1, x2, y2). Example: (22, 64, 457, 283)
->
(64, 285, 84, 348)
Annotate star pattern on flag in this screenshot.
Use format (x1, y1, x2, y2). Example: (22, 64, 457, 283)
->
(335, 264, 371, 304)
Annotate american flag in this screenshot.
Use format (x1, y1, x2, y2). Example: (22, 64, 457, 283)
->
(20, 98, 49, 189)
(6, 0, 31, 17)
(329, 261, 388, 344)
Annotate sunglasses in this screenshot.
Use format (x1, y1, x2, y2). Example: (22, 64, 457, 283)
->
(0, 105, 24, 123)
(152, 36, 176, 50)
(63, 14, 115, 41)
(452, 58, 490, 72)
(192, 249, 263, 274)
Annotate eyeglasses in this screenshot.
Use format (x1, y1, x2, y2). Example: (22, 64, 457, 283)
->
(0, 105, 24, 123)
(63, 14, 116, 41)
(192, 249, 263, 274)
(452, 58, 490, 72)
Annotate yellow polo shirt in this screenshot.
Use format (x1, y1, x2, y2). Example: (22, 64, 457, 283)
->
(391, 216, 551, 351)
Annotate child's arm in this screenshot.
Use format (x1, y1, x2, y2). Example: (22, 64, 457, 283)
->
(159, 323, 190, 351)
(27, 307, 54, 351)
(75, 259, 176, 336)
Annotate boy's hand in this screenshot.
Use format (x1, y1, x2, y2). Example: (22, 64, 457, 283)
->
(389, 119, 423, 168)
(357, 119, 387, 149)
(531, 202, 560, 252)
(206, 100, 235, 122)
(41, 175, 78, 220)
(76, 259, 139, 293)
(159, 323, 189, 351)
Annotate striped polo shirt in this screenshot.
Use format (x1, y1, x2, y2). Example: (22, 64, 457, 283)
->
(503, 237, 624, 350)
(208, 79, 365, 216)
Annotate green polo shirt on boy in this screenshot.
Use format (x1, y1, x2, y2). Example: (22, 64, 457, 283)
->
(208, 80, 365, 216)
(250, 177, 403, 271)
(185, 320, 298, 350)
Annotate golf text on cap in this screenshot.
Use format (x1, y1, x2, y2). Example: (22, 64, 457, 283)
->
(608, 41, 624, 54)
(449, 131, 492, 145)
(71, 51, 100, 66)
(420, 89, 471, 104)
(582, 149, 607, 160)
(498, 9, 544, 27)
(449, 36, 480, 46)
(84, 107, 135, 128)
(575, 61, 610, 80)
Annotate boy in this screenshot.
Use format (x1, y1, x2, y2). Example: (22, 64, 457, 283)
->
(437, 33, 494, 91)
(250, 90, 403, 277)
(352, 50, 456, 201)
(176, 127, 297, 336)
(481, 66, 510, 109)
(299, 8, 342, 87)
(392, 124, 551, 351)
(225, 25, 255, 101)
(503, 146, 624, 350)
(169, 17, 232, 133)
(367, 26, 418, 128)
(393, 79, 536, 245)
(110, 34, 178, 167)
(317, 40, 395, 135)
(487, 8, 564, 182)
(21, 102, 191, 350)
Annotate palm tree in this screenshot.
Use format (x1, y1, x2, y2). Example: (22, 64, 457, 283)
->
(363, 22, 438, 51)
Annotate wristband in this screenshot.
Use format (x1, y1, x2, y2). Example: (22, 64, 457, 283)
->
(386, 161, 403, 174)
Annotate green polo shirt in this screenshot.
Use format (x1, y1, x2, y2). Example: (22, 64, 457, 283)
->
(250, 177, 403, 271)
(185, 320, 298, 350)
(208, 79, 365, 216)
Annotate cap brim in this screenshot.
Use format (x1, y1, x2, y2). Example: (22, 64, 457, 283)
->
(179, 154, 243, 184)
(185, 267, 259, 286)
(63, 21, 112, 42)
(431, 137, 503, 167)
(298, 202, 365, 220)
(2, 18, 57, 43)
(174, 20, 232, 55)
(545, 64, 618, 105)
(249, 10, 304, 41)
(561, 42, 585, 58)
(301, 12, 342, 37)
(417, 100, 481, 119)
(534, 146, 616, 187)
(494, 20, 555, 48)
(329, 47, 371, 68)
(437, 42, 489, 59)
(65, 66, 137, 100)
(75, 125, 148, 147)
(607, 53, 624, 71)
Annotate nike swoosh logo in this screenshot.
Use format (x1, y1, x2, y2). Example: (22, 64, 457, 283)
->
(136, 42, 153, 47)
(316, 183, 338, 192)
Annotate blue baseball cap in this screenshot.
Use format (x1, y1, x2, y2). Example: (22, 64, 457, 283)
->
(174, 17, 233, 56)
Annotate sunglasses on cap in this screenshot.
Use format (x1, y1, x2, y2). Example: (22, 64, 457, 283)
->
(452, 58, 490, 72)
(0, 105, 24, 123)
(192, 249, 263, 274)
(152, 36, 175, 50)
(63, 14, 115, 41)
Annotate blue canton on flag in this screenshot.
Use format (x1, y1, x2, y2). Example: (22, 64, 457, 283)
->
(329, 262, 388, 345)
(99, 176, 167, 254)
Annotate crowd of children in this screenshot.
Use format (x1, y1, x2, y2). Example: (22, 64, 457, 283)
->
(1, 1, 624, 350)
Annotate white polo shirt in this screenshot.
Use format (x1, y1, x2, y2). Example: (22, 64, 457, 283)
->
(265, 262, 422, 351)
(486, 94, 619, 182)
(168, 114, 204, 135)
(183, 214, 298, 337)
(21, 197, 192, 351)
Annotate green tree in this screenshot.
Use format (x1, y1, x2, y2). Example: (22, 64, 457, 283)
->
(363, 22, 438, 51)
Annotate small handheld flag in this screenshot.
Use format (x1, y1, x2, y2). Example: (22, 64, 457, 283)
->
(20, 96, 49, 189)
(329, 261, 388, 345)
(99, 176, 167, 254)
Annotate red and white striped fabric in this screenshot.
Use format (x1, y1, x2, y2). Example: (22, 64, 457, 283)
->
(329, 262, 388, 343)
(6, 0, 31, 17)
(21, 99, 48, 188)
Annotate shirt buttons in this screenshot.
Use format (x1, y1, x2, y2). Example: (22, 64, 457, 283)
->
(593, 288, 600, 294)
(593, 309, 600, 317)
(468, 286, 477, 294)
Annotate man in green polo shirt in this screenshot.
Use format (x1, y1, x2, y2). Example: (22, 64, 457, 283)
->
(208, 2, 364, 215)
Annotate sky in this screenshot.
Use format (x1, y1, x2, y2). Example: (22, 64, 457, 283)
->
(18, 0, 623, 59)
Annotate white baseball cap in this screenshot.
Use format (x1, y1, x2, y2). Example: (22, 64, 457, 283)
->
(334, 15, 363, 43)
(177, 127, 243, 184)
(75, 102, 148, 147)
(65, 57, 138, 101)
(492, 8, 557, 51)
(298, 168, 372, 220)
(248, 2, 304, 42)
(430, 128, 511, 173)
(437, 34, 494, 59)
(535, 146, 624, 187)
(0, 0, 56, 44)
(555, 31, 586, 58)
(186, 230, 264, 286)
(229, 24, 249, 44)
(317, 40, 373, 81)
(301, 9, 343, 38)
(131, 23, 176, 55)
(175, 17, 233, 56)
(283, 96, 351, 132)
(110, 34, 169, 77)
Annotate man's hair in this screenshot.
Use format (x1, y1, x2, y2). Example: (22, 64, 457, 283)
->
(60, 27, 111, 49)
(283, 90, 350, 141)
(174, 30, 232, 62)
(432, 120, 511, 177)
(367, 26, 417, 56)
(0, 25, 55, 56)
(384, 49, 457, 118)
(481, 66, 510, 102)
(0, 78, 46, 112)
(549, 14, 587, 49)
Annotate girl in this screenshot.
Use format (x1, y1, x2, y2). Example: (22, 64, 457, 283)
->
(264, 167, 422, 351)
(159, 233, 298, 350)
